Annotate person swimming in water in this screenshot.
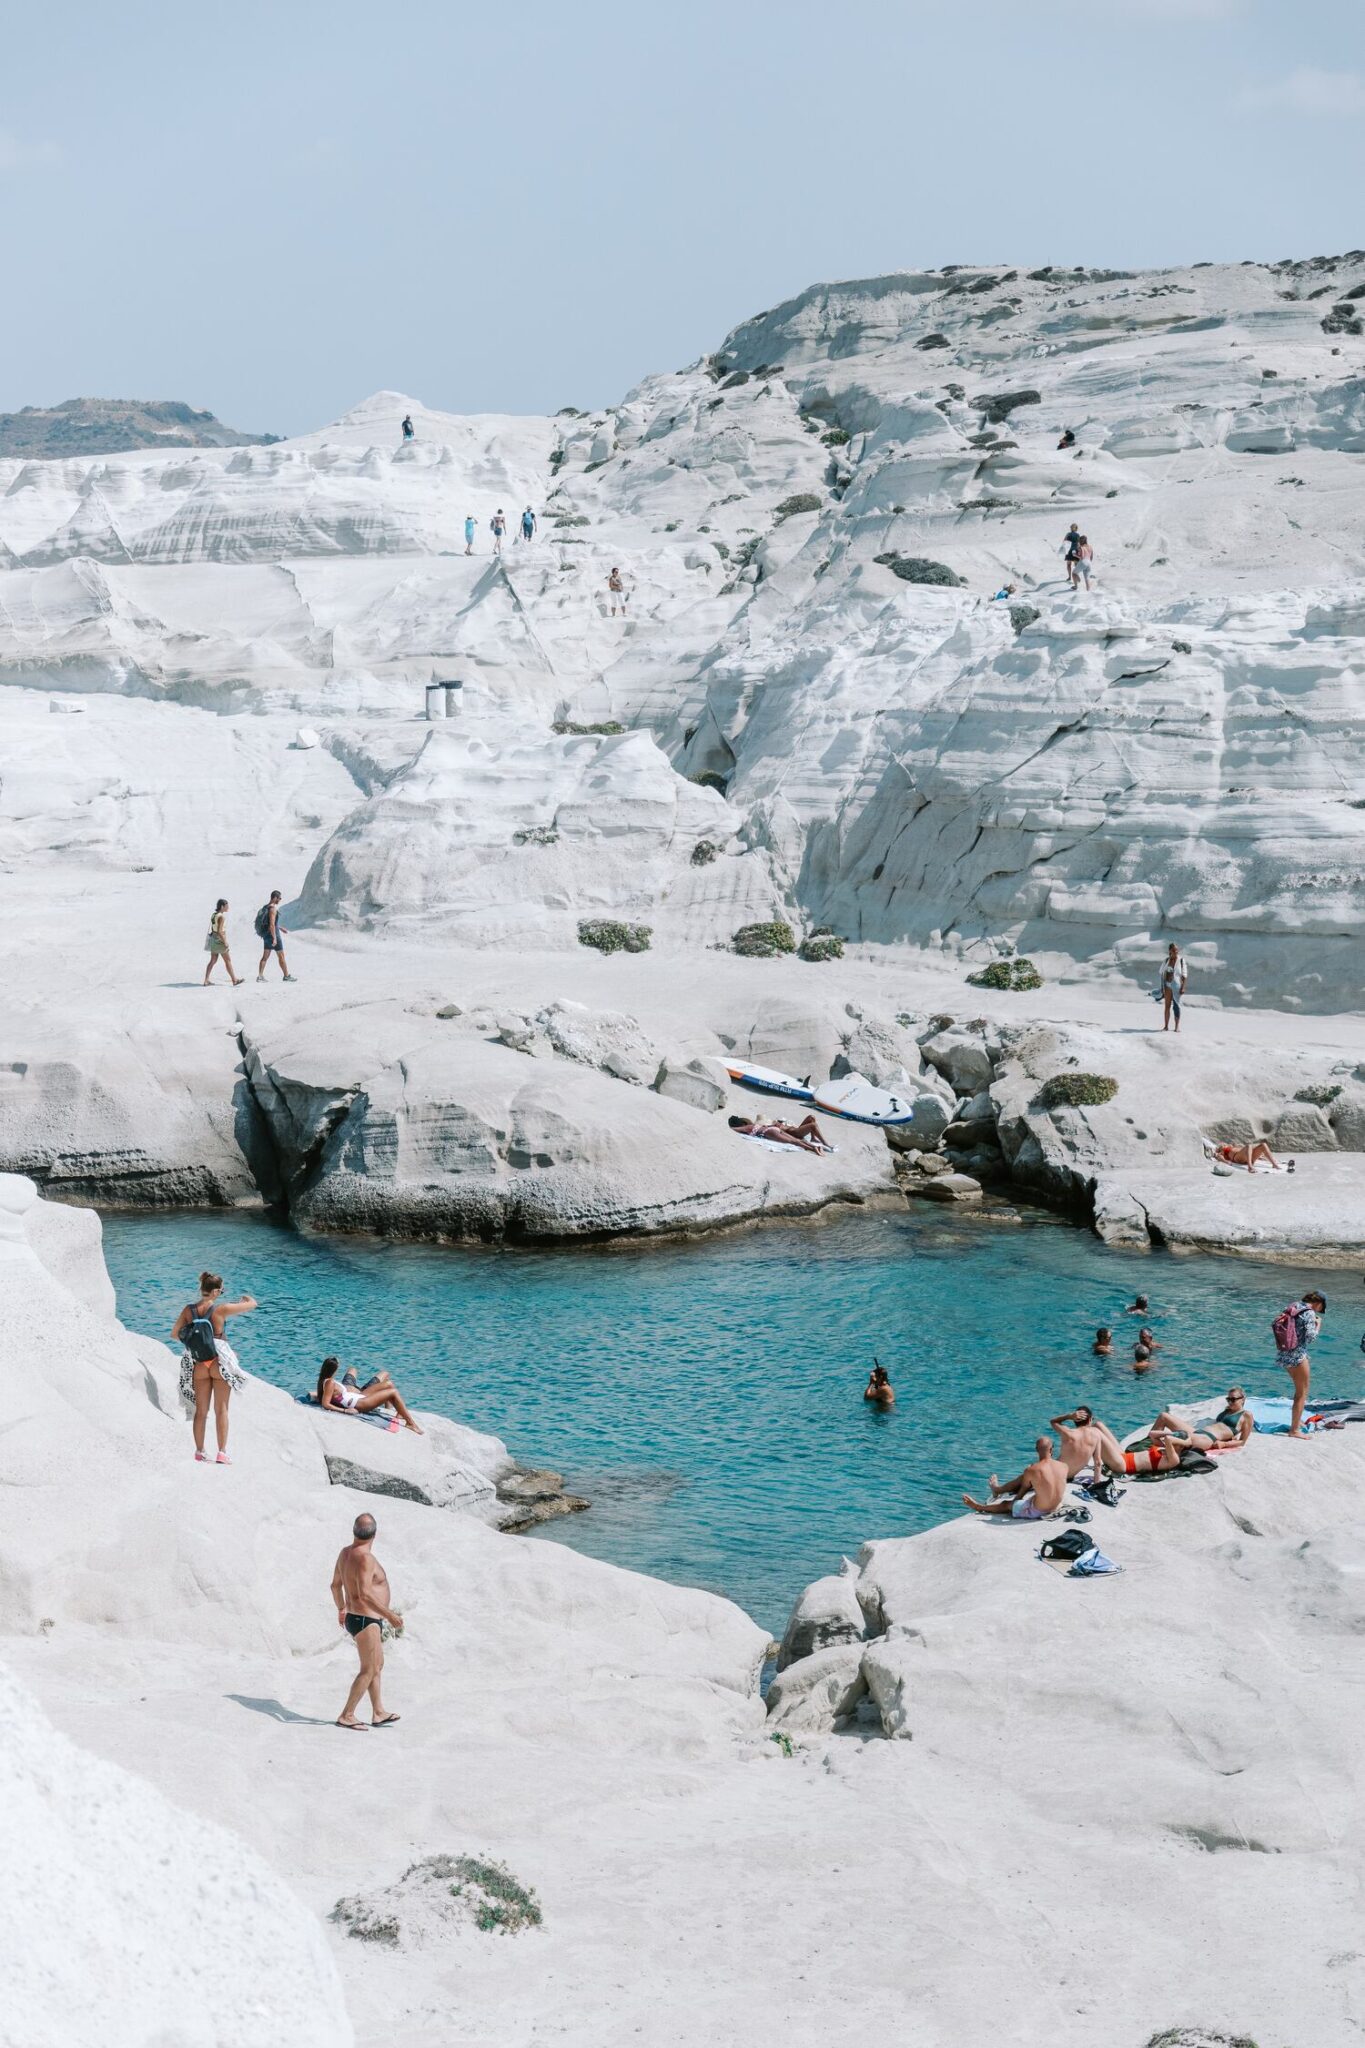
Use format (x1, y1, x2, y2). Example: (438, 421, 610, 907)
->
(1093, 1326, 1113, 1357)
(864, 1362, 895, 1408)
(1124, 1294, 1149, 1316)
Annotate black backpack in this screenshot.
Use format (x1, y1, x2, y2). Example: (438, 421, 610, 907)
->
(1039, 1527, 1096, 1563)
(254, 903, 272, 939)
(182, 1306, 218, 1364)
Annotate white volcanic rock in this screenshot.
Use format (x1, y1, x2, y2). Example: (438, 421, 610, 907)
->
(4, 262, 1365, 998)
(764, 1642, 868, 1731)
(239, 995, 898, 1241)
(2, 1659, 351, 2048)
(776, 1557, 867, 1669)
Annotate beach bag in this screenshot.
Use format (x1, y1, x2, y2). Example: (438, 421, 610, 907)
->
(1039, 1528, 1095, 1563)
(254, 903, 272, 939)
(182, 1307, 218, 1364)
(1272, 1304, 1304, 1353)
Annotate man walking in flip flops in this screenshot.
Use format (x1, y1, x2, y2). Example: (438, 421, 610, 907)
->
(330, 1512, 404, 1729)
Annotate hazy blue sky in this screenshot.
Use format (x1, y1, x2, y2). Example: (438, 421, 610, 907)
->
(3, 0, 1363, 434)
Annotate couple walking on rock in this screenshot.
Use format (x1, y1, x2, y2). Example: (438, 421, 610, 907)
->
(202, 891, 295, 985)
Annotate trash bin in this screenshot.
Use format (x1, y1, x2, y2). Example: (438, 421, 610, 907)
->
(424, 683, 444, 721)
(442, 681, 463, 719)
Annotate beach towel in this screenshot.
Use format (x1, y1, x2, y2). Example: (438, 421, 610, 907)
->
(1247, 1395, 1365, 1434)
(1069, 1548, 1121, 1577)
(736, 1133, 835, 1155)
(296, 1393, 400, 1432)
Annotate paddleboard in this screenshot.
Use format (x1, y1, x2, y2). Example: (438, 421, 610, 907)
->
(811, 1071, 918, 1126)
(721, 1060, 815, 1102)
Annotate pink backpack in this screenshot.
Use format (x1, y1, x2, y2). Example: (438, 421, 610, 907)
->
(1272, 1304, 1304, 1353)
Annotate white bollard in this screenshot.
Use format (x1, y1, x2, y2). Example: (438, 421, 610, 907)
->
(442, 682, 463, 718)
(425, 683, 444, 721)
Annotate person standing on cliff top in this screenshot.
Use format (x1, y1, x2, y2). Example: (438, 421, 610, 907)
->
(1158, 942, 1187, 1033)
(1274, 1291, 1327, 1439)
(332, 1513, 404, 1730)
(401, 414, 414, 441)
(608, 566, 628, 616)
(490, 509, 507, 555)
(519, 506, 536, 543)
(1061, 522, 1082, 585)
(463, 513, 476, 555)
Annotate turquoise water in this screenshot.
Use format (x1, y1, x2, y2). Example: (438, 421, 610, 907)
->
(100, 1209, 1360, 1631)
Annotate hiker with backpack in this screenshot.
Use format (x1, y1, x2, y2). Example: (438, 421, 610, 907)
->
(1273, 1291, 1327, 1438)
(255, 891, 295, 982)
(171, 1271, 257, 1464)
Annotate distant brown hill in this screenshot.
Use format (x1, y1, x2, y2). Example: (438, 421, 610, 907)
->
(0, 398, 280, 458)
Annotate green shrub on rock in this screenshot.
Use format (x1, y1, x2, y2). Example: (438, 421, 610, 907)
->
(552, 719, 625, 736)
(690, 839, 720, 866)
(1040, 1072, 1118, 1110)
(967, 958, 1043, 991)
(732, 920, 796, 958)
(775, 493, 822, 519)
(873, 553, 965, 587)
(1009, 603, 1041, 633)
(799, 930, 844, 962)
(1294, 1082, 1342, 1106)
(578, 920, 652, 955)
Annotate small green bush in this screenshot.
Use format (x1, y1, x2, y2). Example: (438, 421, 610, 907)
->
(1009, 603, 1041, 633)
(689, 770, 729, 793)
(873, 553, 965, 587)
(446, 1856, 542, 1936)
(775, 493, 822, 520)
(799, 931, 844, 963)
(578, 920, 652, 955)
(1295, 1082, 1342, 1106)
(1040, 1072, 1118, 1111)
(690, 839, 720, 866)
(330, 1899, 400, 1946)
(821, 427, 851, 447)
(551, 514, 589, 527)
(512, 825, 559, 846)
(733, 920, 796, 958)
(967, 958, 1043, 991)
(552, 719, 625, 736)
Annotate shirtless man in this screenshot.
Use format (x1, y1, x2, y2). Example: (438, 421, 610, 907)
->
(330, 1513, 403, 1730)
(1050, 1405, 1127, 1481)
(963, 1436, 1068, 1520)
(727, 1113, 831, 1154)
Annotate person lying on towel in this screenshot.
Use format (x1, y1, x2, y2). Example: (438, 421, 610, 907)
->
(728, 1113, 831, 1154)
(1123, 1387, 1251, 1473)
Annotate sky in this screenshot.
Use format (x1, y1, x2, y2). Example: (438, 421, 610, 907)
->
(2, 0, 1364, 436)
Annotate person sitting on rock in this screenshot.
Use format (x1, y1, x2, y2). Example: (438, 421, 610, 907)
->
(316, 1357, 423, 1433)
(864, 1363, 895, 1408)
(963, 1436, 1068, 1520)
(1213, 1139, 1287, 1173)
(1093, 1326, 1114, 1356)
(1149, 1387, 1253, 1455)
(1058, 428, 1076, 449)
(1050, 1405, 1127, 1481)
(728, 1113, 831, 1154)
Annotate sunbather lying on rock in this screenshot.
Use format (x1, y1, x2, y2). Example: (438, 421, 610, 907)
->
(1149, 1386, 1252, 1453)
(963, 1436, 1068, 1519)
(1050, 1406, 1127, 1481)
(316, 1357, 423, 1433)
(727, 1113, 831, 1153)
(1213, 1139, 1289, 1172)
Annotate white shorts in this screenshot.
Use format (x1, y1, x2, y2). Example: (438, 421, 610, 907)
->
(1011, 1494, 1045, 1521)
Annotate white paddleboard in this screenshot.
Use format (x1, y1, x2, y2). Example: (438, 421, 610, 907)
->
(811, 1071, 917, 1126)
(719, 1059, 815, 1102)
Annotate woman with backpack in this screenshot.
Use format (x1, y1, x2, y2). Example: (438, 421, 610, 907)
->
(1273, 1291, 1327, 1438)
(171, 1271, 258, 1464)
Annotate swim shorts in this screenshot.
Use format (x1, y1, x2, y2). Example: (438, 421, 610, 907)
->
(1010, 1494, 1045, 1521)
(345, 1613, 381, 1637)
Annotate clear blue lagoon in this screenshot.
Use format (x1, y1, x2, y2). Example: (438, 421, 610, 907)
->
(100, 1208, 1360, 1632)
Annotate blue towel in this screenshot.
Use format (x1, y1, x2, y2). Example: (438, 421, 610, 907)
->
(1069, 1549, 1121, 1577)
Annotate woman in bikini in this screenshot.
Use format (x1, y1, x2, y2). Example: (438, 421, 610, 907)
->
(171, 1271, 257, 1464)
(1123, 1388, 1252, 1473)
(316, 1357, 424, 1433)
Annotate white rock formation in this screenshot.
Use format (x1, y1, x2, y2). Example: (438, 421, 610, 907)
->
(2, 1660, 352, 2048)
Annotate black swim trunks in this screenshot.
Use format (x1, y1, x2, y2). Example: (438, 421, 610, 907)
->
(345, 1613, 381, 1637)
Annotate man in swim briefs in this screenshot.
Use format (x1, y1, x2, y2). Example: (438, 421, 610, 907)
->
(331, 1512, 403, 1730)
(727, 1113, 831, 1154)
(963, 1436, 1068, 1519)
